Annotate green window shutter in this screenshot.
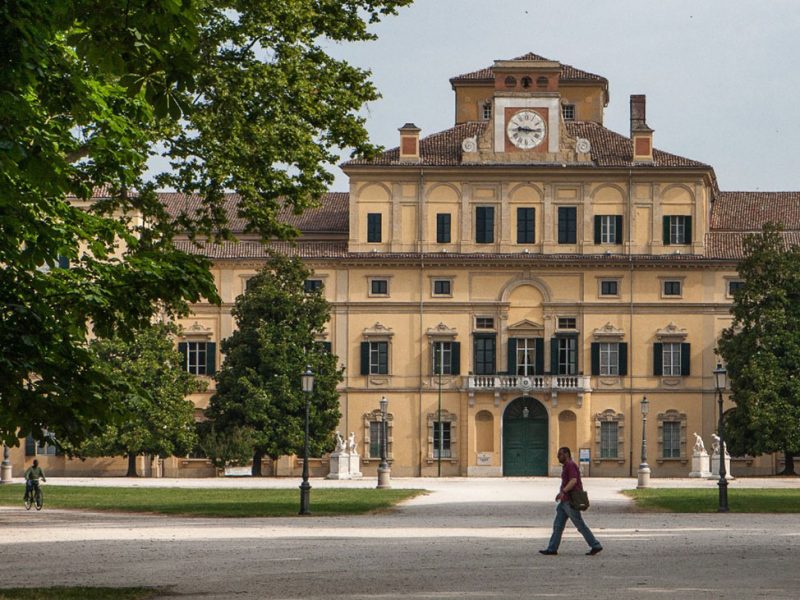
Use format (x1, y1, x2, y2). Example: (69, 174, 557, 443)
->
(615, 216, 624, 244)
(360, 342, 370, 375)
(681, 343, 691, 376)
(177, 342, 188, 371)
(531, 207, 536, 243)
(550, 338, 559, 375)
(594, 216, 601, 244)
(685, 217, 693, 245)
(618, 343, 628, 376)
(507, 338, 517, 374)
(451, 342, 461, 375)
(663, 216, 671, 245)
(590, 343, 600, 375)
(534, 338, 544, 375)
(653, 343, 663, 376)
(206, 342, 216, 374)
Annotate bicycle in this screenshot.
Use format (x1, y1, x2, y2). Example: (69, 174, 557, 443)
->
(24, 479, 44, 511)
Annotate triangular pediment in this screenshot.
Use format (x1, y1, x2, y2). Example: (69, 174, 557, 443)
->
(507, 319, 544, 334)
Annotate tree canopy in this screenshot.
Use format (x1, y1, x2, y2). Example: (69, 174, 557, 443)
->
(74, 322, 203, 476)
(717, 223, 800, 475)
(0, 0, 410, 446)
(206, 253, 343, 475)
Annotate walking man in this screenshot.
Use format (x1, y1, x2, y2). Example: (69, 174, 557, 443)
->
(540, 446, 602, 556)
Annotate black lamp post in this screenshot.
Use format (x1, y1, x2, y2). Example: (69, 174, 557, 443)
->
(377, 396, 391, 489)
(714, 362, 729, 512)
(637, 395, 651, 488)
(299, 365, 314, 515)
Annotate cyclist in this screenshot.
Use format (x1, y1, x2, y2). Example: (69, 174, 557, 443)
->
(23, 459, 46, 502)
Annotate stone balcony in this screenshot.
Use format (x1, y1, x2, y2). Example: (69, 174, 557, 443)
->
(463, 374, 592, 407)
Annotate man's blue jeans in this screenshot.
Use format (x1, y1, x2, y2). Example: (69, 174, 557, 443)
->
(545, 500, 602, 552)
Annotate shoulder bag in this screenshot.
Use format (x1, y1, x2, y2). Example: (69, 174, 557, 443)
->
(570, 489, 590, 511)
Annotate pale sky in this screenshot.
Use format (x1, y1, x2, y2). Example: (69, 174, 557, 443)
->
(326, 0, 799, 193)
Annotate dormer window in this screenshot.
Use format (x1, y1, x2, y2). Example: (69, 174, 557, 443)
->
(562, 104, 576, 121)
(481, 101, 492, 121)
(521, 76, 532, 88)
(504, 76, 516, 88)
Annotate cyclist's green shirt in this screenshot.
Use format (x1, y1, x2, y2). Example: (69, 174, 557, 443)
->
(24, 466, 45, 481)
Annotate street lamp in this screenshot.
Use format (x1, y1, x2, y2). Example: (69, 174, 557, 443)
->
(299, 365, 314, 515)
(377, 396, 391, 489)
(714, 362, 729, 512)
(637, 395, 651, 489)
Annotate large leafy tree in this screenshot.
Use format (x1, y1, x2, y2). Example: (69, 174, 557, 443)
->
(1, 0, 410, 446)
(75, 322, 203, 476)
(206, 253, 343, 476)
(717, 223, 800, 475)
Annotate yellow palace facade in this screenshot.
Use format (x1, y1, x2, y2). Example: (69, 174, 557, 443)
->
(14, 52, 798, 478)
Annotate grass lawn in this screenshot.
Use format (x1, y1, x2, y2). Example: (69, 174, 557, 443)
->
(0, 484, 423, 517)
(0, 588, 160, 600)
(624, 488, 800, 513)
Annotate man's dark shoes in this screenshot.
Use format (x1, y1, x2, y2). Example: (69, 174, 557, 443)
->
(586, 547, 603, 556)
(539, 550, 558, 555)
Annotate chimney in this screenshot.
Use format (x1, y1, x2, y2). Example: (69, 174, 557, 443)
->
(630, 95, 654, 162)
(399, 123, 421, 162)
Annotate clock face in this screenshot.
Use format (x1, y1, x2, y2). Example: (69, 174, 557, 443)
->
(506, 110, 546, 150)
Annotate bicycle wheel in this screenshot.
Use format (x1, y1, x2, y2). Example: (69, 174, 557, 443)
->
(34, 489, 43, 511)
(24, 495, 32, 510)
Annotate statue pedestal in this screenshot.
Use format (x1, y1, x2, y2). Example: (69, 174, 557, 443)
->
(709, 453, 734, 480)
(348, 453, 362, 479)
(689, 451, 711, 478)
(326, 452, 352, 480)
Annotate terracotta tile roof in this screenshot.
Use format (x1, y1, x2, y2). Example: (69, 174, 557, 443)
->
(159, 192, 349, 234)
(173, 240, 349, 259)
(711, 192, 800, 231)
(345, 121, 708, 169)
(450, 52, 607, 84)
(706, 231, 800, 259)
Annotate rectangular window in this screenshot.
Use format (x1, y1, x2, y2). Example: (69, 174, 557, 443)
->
(473, 334, 496, 375)
(662, 421, 681, 458)
(561, 104, 576, 121)
(663, 280, 682, 297)
(368, 341, 389, 374)
(433, 279, 451, 296)
(663, 215, 692, 245)
(432, 341, 453, 375)
(370, 279, 389, 296)
(436, 213, 451, 244)
(433, 422, 452, 458)
(187, 341, 208, 375)
(600, 422, 618, 459)
(727, 280, 744, 296)
(475, 317, 495, 330)
(482, 102, 492, 121)
(600, 280, 618, 297)
(475, 206, 495, 244)
(557, 207, 577, 244)
(369, 421, 382, 458)
(516, 207, 535, 244)
(367, 213, 382, 243)
(557, 317, 576, 330)
(515, 338, 537, 376)
(303, 279, 323, 293)
(599, 342, 619, 376)
(558, 337, 578, 375)
(662, 342, 682, 376)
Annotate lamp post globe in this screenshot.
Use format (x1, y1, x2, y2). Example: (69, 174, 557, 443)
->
(299, 365, 314, 515)
(714, 362, 729, 512)
(637, 395, 651, 489)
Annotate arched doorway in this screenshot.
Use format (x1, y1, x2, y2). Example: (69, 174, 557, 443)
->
(503, 397, 548, 476)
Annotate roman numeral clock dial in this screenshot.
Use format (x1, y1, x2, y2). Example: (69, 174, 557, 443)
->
(506, 110, 546, 150)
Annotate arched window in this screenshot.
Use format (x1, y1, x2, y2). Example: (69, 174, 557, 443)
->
(504, 76, 516, 88)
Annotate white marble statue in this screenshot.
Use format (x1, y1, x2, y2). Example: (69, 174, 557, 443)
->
(347, 432, 357, 455)
(693, 432, 706, 454)
(334, 431, 345, 454)
(711, 433, 721, 455)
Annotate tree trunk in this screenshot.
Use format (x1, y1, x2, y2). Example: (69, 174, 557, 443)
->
(251, 449, 263, 477)
(779, 451, 797, 476)
(126, 453, 138, 477)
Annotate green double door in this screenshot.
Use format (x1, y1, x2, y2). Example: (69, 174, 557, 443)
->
(503, 397, 548, 476)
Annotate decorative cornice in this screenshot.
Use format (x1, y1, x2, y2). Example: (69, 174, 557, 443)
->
(363, 322, 394, 338)
(656, 321, 688, 340)
(181, 321, 213, 338)
(592, 322, 625, 339)
(426, 322, 458, 339)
